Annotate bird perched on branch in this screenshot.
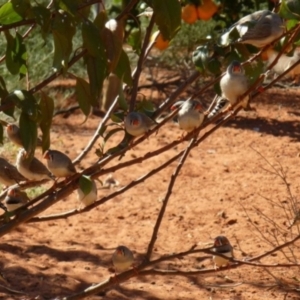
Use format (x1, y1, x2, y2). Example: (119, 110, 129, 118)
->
(221, 10, 284, 48)
(171, 99, 204, 133)
(212, 235, 234, 269)
(43, 149, 77, 178)
(16, 149, 54, 181)
(264, 47, 300, 81)
(112, 245, 134, 273)
(6, 124, 43, 148)
(4, 187, 30, 212)
(221, 60, 250, 110)
(0, 157, 26, 187)
(124, 112, 157, 137)
(77, 179, 97, 207)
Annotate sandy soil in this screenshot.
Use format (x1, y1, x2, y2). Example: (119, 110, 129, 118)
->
(0, 86, 300, 300)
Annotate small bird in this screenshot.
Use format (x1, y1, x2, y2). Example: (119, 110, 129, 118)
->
(220, 60, 250, 111)
(4, 187, 30, 212)
(221, 10, 284, 48)
(124, 112, 156, 137)
(112, 245, 134, 273)
(0, 157, 26, 187)
(265, 47, 300, 80)
(287, 209, 300, 229)
(43, 149, 76, 178)
(77, 179, 97, 207)
(172, 99, 204, 132)
(212, 235, 234, 268)
(16, 149, 54, 181)
(6, 124, 43, 148)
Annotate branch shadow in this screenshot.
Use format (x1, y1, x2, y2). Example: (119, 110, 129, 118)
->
(223, 115, 300, 142)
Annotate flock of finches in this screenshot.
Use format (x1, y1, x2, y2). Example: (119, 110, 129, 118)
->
(0, 9, 298, 272)
(121, 9, 299, 271)
(0, 123, 98, 213)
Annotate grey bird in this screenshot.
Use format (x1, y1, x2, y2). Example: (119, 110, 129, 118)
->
(221, 10, 284, 48)
(43, 149, 77, 178)
(4, 187, 30, 212)
(212, 235, 234, 268)
(172, 99, 204, 132)
(220, 60, 250, 111)
(124, 112, 156, 137)
(77, 179, 97, 207)
(16, 149, 54, 181)
(6, 124, 43, 148)
(112, 245, 134, 273)
(0, 157, 26, 187)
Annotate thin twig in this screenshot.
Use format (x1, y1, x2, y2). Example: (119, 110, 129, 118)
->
(72, 97, 119, 165)
(129, 13, 156, 111)
(145, 138, 196, 260)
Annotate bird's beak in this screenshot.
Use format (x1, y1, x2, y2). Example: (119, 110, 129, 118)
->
(43, 151, 50, 159)
(233, 65, 241, 72)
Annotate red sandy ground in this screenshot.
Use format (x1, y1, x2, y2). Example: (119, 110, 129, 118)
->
(0, 86, 300, 300)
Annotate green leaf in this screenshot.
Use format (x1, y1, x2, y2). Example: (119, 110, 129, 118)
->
(39, 92, 54, 152)
(11, 90, 41, 122)
(0, 83, 15, 118)
(79, 175, 93, 196)
(110, 112, 124, 123)
(102, 73, 122, 112)
(0, 125, 3, 145)
(19, 112, 38, 155)
(11, 0, 31, 18)
(52, 12, 76, 72)
(127, 28, 142, 54)
(0, 76, 8, 99)
(94, 10, 108, 30)
(82, 18, 106, 57)
(32, 5, 51, 39)
(104, 127, 124, 143)
(114, 49, 132, 86)
(137, 100, 155, 114)
(0, 0, 28, 25)
(152, 0, 181, 40)
(244, 60, 265, 85)
(5, 31, 27, 77)
(117, 80, 128, 111)
(82, 18, 108, 103)
(279, 0, 300, 20)
(75, 77, 92, 121)
(56, 0, 78, 16)
(102, 18, 124, 73)
(85, 54, 107, 106)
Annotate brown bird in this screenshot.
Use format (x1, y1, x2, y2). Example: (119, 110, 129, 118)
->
(4, 187, 30, 212)
(124, 112, 157, 137)
(0, 157, 26, 187)
(172, 99, 205, 133)
(220, 60, 250, 110)
(6, 124, 42, 148)
(43, 149, 76, 178)
(112, 245, 134, 273)
(16, 149, 54, 181)
(212, 235, 234, 269)
(221, 10, 284, 48)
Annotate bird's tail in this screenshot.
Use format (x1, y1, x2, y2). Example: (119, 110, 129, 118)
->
(207, 98, 229, 119)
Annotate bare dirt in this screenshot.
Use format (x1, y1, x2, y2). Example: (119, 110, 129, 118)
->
(1, 84, 300, 300)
